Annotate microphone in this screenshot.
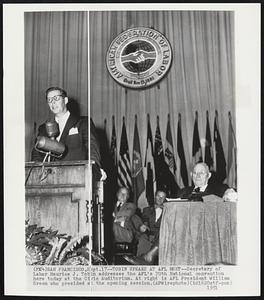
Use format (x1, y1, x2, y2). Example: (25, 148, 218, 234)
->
(34, 121, 65, 159)
(45, 121, 59, 139)
(36, 136, 65, 155)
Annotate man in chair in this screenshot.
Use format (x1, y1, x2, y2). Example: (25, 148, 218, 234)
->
(113, 187, 143, 244)
(136, 190, 166, 257)
(123, 190, 166, 265)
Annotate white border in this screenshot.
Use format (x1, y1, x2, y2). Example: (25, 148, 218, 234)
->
(3, 3, 260, 296)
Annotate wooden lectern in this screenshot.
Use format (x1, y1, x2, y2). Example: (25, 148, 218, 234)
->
(25, 160, 104, 255)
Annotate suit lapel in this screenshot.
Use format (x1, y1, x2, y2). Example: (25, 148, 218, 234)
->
(203, 184, 213, 196)
(115, 202, 125, 216)
(59, 114, 79, 143)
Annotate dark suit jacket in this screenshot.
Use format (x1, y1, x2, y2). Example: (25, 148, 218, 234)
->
(113, 201, 139, 243)
(142, 206, 162, 236)
(114, 202, 136, 222)
(177, 183, 229, 199)
(31, 115, 101, 165)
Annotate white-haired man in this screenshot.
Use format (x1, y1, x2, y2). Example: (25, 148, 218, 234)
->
(178, 162, 237, 201)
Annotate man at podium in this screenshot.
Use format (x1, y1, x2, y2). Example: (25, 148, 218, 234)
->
(31, 86, 102, 179)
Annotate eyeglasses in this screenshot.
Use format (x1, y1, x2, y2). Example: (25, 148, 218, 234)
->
(192, 171, 207, 176)
(47, 95, 64, 103)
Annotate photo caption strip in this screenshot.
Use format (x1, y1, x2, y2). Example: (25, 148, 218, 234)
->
(28, 265, 234, 292)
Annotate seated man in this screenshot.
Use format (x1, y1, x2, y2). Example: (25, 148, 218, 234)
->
(177, 162, 237, 202)
(136, 190, 166, 257)
(123, 190, 166, 265)
(113, 187, 143, 244)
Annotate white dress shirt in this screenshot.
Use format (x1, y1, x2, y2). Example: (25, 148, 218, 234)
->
(55, 111, 70, 141)
(194, 184, 208, 193)
(155, 207, 162, 222)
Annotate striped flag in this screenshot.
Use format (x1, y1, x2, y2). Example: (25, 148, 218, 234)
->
(227, 112, 237, 188)
(213, 111, 227, 183)
(165, 114, 176, 176)
(192, 111, 203, 165)
(204, 111, 214, 170)
(132, 115, 145, 204)
(177, 114, 189, 187)
(117, 117, 132, 190)
(144, 114, 155, 206)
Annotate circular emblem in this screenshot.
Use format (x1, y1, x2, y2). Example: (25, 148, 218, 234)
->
(106, 27, 172, 89)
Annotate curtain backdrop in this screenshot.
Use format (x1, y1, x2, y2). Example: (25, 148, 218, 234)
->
(90, 11, 235, 195)
(25, 11, 235, 206)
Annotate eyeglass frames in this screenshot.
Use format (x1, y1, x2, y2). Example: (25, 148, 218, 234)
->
(47, 94, 64, 103)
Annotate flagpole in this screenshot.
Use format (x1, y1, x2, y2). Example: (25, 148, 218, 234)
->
(87, 11, 92, 267)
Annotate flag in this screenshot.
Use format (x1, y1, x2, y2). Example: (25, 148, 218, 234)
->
(132, 116, 145, 204)
(154, 116, 178, 197)
(117, 117, 132, 190)
(154, 117, 165, 191)
(144, 114, 155, 206)
(110, 115, 117, 166)
(213, 111, 227, 183)
(164, 114, 179, 196)
(146, 162, 154, 206)
(165, 114, 177, 176)
(204, 111, 214, 170)
(177, 114, 189, 187)
(227, 112, 237, 188)
(192, 111, 203, 164)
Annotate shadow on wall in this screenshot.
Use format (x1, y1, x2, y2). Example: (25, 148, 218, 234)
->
(209, 171, 223, 185)
(67, 98, 81, 117)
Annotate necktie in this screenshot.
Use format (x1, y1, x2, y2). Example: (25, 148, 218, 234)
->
(193, 187, 200, 193)
(117, 203, 121, 211)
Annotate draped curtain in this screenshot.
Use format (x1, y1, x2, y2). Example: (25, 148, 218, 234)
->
(25, 10, 235, 196)
(90, 11, 235, 188)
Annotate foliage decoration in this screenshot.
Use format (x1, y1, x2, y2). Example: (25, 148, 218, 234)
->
(25, 220, 107, 265)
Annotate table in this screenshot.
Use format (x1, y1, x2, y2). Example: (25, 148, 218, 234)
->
(159, 197, 237, 265)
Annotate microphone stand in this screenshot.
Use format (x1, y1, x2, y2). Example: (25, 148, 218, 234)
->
(40, 152, 50, 182)
(46, 136, 56, 163)
(37, 137, 63, 182)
